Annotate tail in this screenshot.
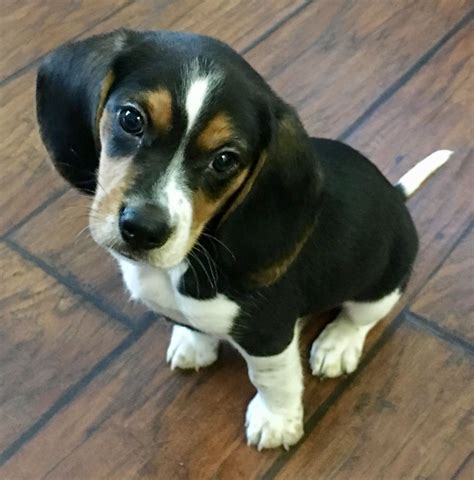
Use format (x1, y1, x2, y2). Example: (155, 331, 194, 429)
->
(395, 150, 453, 200)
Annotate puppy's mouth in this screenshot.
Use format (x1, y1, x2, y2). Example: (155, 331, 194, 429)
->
(89, 212, 190, 269)
(108, 244, 149, 263)
(89, 181, 195, 269)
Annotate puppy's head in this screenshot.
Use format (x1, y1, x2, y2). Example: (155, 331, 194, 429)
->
(37, 30, 321, 275)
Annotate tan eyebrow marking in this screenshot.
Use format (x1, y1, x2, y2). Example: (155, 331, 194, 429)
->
(196, 112, 233, 151)
(145, 88, 173, 133)
(95, 71, 115, 145)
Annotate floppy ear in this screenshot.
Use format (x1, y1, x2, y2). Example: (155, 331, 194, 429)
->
(217, 100, 322, 287)
(36, 29, 132, 194)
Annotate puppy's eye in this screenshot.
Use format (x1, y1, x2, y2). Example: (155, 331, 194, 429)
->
(211, 151, 239, 174)
(118, 107, 144, 135)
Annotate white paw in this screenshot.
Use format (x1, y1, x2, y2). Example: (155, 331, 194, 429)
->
(166, 326, 219, 371)
(310, 317, 369, 378)
(245, 394, 304, 451)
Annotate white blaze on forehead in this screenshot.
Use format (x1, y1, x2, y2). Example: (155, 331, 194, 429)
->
(185, 77, 209, 133)
(150, 70, 221, 267)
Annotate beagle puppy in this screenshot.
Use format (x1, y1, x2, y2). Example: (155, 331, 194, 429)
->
(36, 29, 451, 450)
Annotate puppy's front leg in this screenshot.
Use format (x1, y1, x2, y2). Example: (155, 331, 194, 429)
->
(236, 327, 304, 450)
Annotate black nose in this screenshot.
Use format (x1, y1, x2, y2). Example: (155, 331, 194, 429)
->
(119, 204, 172, 250)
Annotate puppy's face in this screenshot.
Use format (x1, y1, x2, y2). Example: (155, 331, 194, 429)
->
(90, 54, 265, 268)
(38, 30, 319, 280)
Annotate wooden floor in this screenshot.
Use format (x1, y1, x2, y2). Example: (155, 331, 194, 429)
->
(1, 1, 473, 479)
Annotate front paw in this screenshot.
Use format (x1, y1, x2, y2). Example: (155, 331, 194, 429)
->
(310, 318, 366, 378)
(166, 326, 219, 371)
(245, 394, 304, 450)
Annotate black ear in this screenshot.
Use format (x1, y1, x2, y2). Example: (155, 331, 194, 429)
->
(36, 29, 133, 194)
(217, 100, 322, 287)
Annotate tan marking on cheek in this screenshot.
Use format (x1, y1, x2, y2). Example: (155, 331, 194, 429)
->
(94, 155, 135, 218)
(196, 113, 233, 151)
(186, 169, 248, 251)
(91, 111, 136, 221)
(145, 89, 173, 133)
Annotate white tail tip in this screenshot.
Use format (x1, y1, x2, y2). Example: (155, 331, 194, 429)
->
(396, 150, 453, 198)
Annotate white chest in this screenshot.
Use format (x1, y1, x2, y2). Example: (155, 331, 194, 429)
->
(116, 257, 239, 337)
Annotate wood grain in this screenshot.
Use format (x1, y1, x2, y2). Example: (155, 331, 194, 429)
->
(272, 319, 474, 480)
(411, 228, 474, 344)
(0, 242, 127, 452)
(83, 0, 305, 53)
(0, 322, 244, 479)
(0, 71, 66, 235)
(0, 0, 131, 81)
(346, 23, 474, 300)
(10, 190, 147, 322)
(0, 1, 472, 478)
(245, 0, 472, 137)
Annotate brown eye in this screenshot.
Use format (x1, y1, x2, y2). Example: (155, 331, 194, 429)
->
(211, 151, 239, 174)
(119, 107, 144, 135)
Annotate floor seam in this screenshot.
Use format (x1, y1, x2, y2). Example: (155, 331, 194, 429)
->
(1, 186, 69, 241)
(0, 0, 311, 89)
(338, 8, 474, 141)
(264, 220, 474, 476)
(410, 219, 473, 296)
(0, 0, 136, 88)
(263, 310, 408, 479)
(3, 238, 137, 332)
(451, 451, 474, 480)
(0, 313, 156, 467)
(241, 0, 313, 56)
(405, 310, 474, 356)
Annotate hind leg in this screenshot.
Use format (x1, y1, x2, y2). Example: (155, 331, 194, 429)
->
(310, 289, 401, 378)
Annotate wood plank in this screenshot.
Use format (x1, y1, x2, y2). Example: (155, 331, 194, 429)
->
(0, 71, 66, 235)
(271, 320, 474, 480)
(0, 0, 130, 81)
(83, 0, 305, 53)
(245, 0, 471, 137)
(10, 190, 147, 322)
(410, 227, 474, 344)
(0, 321, 244, 479)
(2, 314, 472, 479)
(0, 242, 127, 452)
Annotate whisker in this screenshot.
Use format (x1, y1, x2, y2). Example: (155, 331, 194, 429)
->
(191, 247, 216, 293)
(194, 242, 218, 292)
(197, 242, 219, 292)
(201, 232, 236, 261)
(187, 253, 201, 298)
